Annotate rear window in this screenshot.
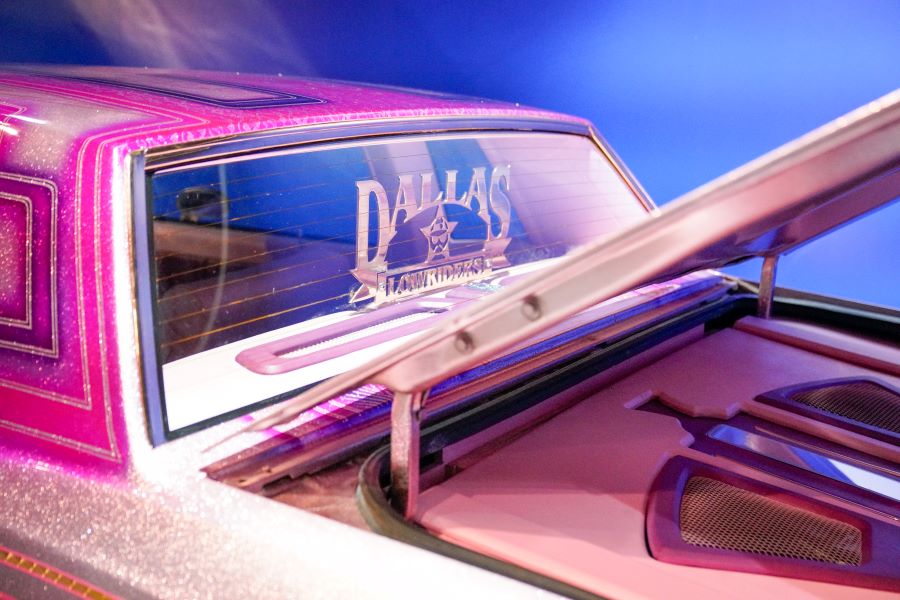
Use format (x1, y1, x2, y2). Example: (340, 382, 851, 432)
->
(147, 131, 648, 435)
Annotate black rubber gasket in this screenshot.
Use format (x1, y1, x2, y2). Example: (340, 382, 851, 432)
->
(357, 446, 608, 600)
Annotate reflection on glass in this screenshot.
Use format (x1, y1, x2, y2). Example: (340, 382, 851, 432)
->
(708, 424, 900, 502)
(150, 132, 651, 432)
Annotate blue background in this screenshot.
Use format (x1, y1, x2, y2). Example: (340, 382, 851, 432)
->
(1, 0, 897, 306)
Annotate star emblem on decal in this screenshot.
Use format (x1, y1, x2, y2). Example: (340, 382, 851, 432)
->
(420, 204, 456, 263)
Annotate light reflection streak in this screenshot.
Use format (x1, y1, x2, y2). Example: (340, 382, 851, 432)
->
(5, 114, 48, 125)
(708, 424, 900, 502)
(68, 0, 314, 74)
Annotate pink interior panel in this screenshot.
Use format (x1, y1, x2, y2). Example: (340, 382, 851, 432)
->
(416, 327, 900, 599)
(235, 300, 453, 375)
(735, 316, 900, 376)
(754, 378, 899, 445)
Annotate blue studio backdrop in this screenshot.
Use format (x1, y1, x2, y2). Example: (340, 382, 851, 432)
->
(1, 0, 897, 305)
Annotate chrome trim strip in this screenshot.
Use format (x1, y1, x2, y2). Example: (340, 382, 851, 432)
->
(131, 151, 168, 446)
(391, 389, 428, 519)
(144, 115, 655, 210)
(146, 117, 588, 166)
(707, 424, 900, 502)
(587, 126, 656, 211)
(757, 255, 779, 318)
(146, 116, 654, 212)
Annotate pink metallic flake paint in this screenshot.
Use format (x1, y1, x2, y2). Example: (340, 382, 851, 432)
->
(0, 66, 586, 472)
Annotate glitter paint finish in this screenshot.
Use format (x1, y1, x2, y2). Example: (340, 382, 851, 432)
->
(0, 450, 558, 598)
(0, 66, 578, 597)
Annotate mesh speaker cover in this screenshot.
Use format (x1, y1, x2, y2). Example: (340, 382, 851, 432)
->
(790, 381, 900, 434)
(679, 476, 862, 566)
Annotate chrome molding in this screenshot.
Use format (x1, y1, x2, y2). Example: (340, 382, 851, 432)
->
(130, 150, 169, 446)
(390, 389, 428, 519)
(147, 116, 584, 166)
(707, 424, 900, 502)
(757, 255, 779, 319)
(144, 115, 654, 209)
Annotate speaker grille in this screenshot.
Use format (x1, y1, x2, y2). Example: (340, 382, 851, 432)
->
(790, 381, 900, 434)
(679, 477, 862, 566)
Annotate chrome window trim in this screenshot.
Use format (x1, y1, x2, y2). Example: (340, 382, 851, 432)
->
(144, 116, 655, 211)
(133, 116, 655, 445)
(131, 150, 169, 446)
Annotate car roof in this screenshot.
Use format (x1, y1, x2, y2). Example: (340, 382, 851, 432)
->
(0, 65, 586, 147)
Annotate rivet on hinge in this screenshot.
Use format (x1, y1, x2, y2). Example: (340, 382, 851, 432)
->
(454, 331, 474, 353)
(521, 295, 542, 321)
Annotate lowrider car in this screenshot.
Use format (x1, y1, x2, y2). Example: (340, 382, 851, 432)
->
(0, 66, 897, 599)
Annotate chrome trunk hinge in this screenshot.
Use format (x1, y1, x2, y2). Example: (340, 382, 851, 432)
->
(390, 388, 430, 519)
(757, 255, 779, 319)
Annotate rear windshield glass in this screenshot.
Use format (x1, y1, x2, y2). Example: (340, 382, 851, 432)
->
(148, 131, 648, 434)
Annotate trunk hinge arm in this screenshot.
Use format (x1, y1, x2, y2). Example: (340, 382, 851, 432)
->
(757, 254, 779, 319)
(390, 388, 430, 519)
